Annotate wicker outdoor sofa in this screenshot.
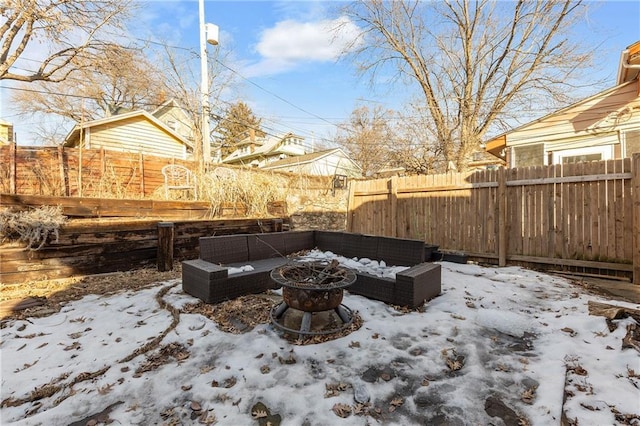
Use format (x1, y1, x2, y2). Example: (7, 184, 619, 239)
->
(182, 230, 441, 309)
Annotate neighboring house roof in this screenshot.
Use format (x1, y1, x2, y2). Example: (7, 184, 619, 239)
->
(64, 110, 191, 148)
(485, 79, 639, 157)
(261, 149, 334, 168)
(152, 99, 196, 142)
(151, 99, 180, 116)
(261, 147, 363, 177)
(222, 132, 306, 165)
(486, 41, 640, 160)
(151, 99, 192, 127)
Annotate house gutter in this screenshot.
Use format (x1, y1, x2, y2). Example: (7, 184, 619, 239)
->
(616, 41, 640, 85)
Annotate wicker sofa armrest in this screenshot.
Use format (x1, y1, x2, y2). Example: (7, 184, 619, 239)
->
(182, 259, 229, 303)
(395, 263, 441, 308)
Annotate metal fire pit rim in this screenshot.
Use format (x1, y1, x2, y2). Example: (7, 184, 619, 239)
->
(270, 261, 356, 291)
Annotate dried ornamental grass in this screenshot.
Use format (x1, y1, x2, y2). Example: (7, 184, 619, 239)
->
(199, 169, 287, 216)
(0, 206, 67, 250)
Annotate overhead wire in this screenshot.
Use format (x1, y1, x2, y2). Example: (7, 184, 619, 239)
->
(4, 37, 623, 150)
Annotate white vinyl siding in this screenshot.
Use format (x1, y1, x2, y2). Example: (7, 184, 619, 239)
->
(89, 117, 186, 159)
(502, 80, 640, 167)
(508, 81, 640, 146)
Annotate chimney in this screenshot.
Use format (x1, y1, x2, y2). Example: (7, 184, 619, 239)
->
(250, 128, 255, 141)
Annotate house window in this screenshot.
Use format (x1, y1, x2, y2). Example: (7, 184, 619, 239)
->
(561, 153, 602, 164)
(624, 130, 640, 157)
(552, 145, 612, 165)
(512, 144, 544, 167)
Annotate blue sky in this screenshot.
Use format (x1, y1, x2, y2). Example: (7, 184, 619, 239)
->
(138, 0, 640, 147)
(2, 0, 640, 146)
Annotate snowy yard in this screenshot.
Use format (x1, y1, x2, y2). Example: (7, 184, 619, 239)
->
(1, 260, 639, 425)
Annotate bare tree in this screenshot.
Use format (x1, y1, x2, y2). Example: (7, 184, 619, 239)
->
(336, 105, 396, 176)
(1, 0, 134, 82)
(11, 45, 166, 125)
(390, 107, 442, 175)
(159, 42, 237, 167)
(343, 0, 593, 171)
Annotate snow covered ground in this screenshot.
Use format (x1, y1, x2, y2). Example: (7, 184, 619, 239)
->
(1, 257, 639, 425)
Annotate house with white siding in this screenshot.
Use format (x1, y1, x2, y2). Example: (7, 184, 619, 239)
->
(64, 110, 192, 159)
(485, 40, 640, 167)
(221, 132, 308, 168)
(0, 119, 14, 145)
(152, 99, 196, 147)
(261, 148, 362, 177)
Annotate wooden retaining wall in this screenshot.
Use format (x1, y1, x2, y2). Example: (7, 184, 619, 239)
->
(0, 218, 287, 284)
(0, 194, 212, 219)
(0, 194, 287, 219)
(347, 155, 640, 283)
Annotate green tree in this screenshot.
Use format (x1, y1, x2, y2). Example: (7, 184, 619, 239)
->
(215, 101, 264, 158)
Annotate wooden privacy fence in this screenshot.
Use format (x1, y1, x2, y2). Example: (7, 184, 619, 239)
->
(0, 143, 335, 200)
(0, 143, 192, 198)
(347, 155, 640, 284)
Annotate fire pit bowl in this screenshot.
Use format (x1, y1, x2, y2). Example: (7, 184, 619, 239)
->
(282, 287, 343, 312)
(270, 260, 357, 338)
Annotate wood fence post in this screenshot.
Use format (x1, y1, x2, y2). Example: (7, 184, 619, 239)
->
(157, 222, 175, 272)
(78, 144, 83, 197)
(9, 142, 16, 194)
(139, 152, 145, 197)
(389, 176, 398, 237)
(633, 153, 640, 284)
(346, 180, 356, 232)
(497, 167, 507, 267)
(57, 145, 68, 196)
(100, 148, 106, 184)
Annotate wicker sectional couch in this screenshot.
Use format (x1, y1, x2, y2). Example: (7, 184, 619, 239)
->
(182, 231, 441, 308)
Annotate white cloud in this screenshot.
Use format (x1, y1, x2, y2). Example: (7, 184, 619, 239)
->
(243, 16, 361, 77)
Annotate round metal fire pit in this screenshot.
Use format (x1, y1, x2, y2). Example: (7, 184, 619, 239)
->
(282, 287, 343, 312)
(270, 261, 357, 338)
(270, 262, 356, 291)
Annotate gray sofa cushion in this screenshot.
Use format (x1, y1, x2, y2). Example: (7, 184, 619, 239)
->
(200, 235, 248, 264)
(247, 233, 287, 260)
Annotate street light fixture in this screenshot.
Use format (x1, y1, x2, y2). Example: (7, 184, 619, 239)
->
(198, 0, 218, 167)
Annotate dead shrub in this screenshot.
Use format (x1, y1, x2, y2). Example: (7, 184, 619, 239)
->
(0, 206, 67, 250)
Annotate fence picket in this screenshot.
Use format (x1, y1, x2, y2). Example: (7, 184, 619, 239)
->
(348, 159, 634, 278)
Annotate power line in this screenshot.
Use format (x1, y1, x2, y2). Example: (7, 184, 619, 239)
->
(130, 36, 349, 132)
(1, 83, 332, 150)
(6, 49, 349, 141)
(5, 79, 631, 149)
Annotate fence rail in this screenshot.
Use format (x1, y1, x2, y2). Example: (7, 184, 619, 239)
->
(0, 143, 333, 199)
(347, 155, 640, 284)
(0, 143, 177, 198)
